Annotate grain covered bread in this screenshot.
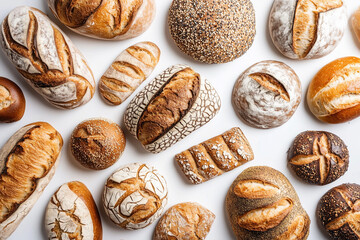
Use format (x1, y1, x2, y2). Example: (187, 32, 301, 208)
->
(0, 6, 95, 109)
(307, 56, 360, 123)
(0, 77, 25, 123)
(124, 64, 221, 153)
(269, 0, 346, 60)
(45, 181, 102, 240)
(226, 166, 310, 240)
(176, 127, 254, 184)
(99, 41, 160, 105)
(288, 131, 349, 185)
(153, 202, 215, 240)
(0, 122, 63, 239)
(232, 60, 301, 129)
(168, 0, 255, 64)
(317, 183, 360, 239)
(48, 0, 155, 40)
(102, 163, 168, 230)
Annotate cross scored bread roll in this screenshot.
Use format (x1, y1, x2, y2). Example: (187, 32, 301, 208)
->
(226, 166, 310, 240)
(176, 127, 254, 184)
(45, 181, 102, 240)
(269, 0, 346, 60)
(102, 163, 168, 230)
(0, 77, 25, 123)
(307, 56, 360, 123)
(0, 6, 95, 109)
(99, 41, 160, 105)
(48, 0, 155, 40)
(124, 64, 221, 153)
(0, 122, 63, 239)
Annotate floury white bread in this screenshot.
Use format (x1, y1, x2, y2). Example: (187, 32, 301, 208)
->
(0, 6, 95, 109)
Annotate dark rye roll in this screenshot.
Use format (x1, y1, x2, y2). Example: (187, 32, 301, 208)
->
(124, 64, 221, 153)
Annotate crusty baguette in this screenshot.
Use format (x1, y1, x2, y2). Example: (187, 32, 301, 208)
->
(99, 42, 160, 105)
(0, 6, 95, 109)
(0, 122, 63, 239)
(176, 127, 254, 184)
(0, 77, 25, 123)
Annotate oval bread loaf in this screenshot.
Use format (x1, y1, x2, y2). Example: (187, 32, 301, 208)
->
(0, 6, 95, 109)
(0, 77, 25, 123)
(99, 41, 160, 105)
(124, 64, 221, 153)
(269, 0, 346, 60)
(226, 166, 310, 240)
(0, 122, 63, 239)
(48, 0, 155, 40)
(307, 56, 360, 123)
(45, 181, 102, 240)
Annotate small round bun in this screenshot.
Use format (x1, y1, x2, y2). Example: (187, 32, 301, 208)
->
(232, 60, 301, 129)
(70, 118, 126, 170)
(0, 77, 25, 123)
(168, 0, 256, 64)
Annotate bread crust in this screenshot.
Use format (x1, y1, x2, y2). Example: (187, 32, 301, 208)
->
(0, 77, 25, 122)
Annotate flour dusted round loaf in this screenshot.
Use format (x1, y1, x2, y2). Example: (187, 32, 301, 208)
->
(226, 166, 310, 240)
(0, 77, 25, 123)
(307, 56, 360, 123)
(70, 118, 126, 170)
(269, 0, 346, 60)
(232, 60, 301, 129)
(48, 0, 155, 40)
(168, 0, 255, 64)
(153, 202, 215, 240)
(102, 163, 168, 230)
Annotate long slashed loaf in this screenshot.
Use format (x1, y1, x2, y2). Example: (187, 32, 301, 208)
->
(0, 6, 95, 109)
(0, 122, 63, 239)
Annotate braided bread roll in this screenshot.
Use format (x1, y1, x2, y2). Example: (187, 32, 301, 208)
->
(0, 6, 95, 109)
(48, 0, 155, 40)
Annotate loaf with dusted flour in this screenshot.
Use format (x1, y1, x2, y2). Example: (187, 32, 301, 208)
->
(0, 6, 95, 109)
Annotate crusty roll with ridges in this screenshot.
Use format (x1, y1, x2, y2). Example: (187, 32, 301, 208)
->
(45, 181, 102, 240)
(48, 0, 155, 40)
(226, 166, 310, 240)
(0, 6, 95, 109)
(124, 64, 221, 153)
(176, 127, 254, 184)
(0, 122, 63, 239)
(307, 56, 360, 123)
(99, 41, 160, 105)
(0, 77, 25, 123)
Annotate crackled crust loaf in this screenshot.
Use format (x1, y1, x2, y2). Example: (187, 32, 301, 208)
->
(45, 181, 102, 240)
(0, 122, 63, 239)
(0, 77, 25, 122)
(0, 6, 95, 109)
(153, 202, 215, 240)
(48, 0, 155, 40)
(226, 166, 310, 240)
(269, 0, 346, 60)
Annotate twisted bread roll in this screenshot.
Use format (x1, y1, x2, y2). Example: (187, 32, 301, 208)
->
(0, 6, 95, 109)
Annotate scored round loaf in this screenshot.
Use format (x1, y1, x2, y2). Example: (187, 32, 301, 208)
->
(153, 202, 215, 240)
(269, 0, 346, 60)
(232, 60, 301, 129)
(307, 56, 360, 123)
(48, 0, 155, 40)
(102, 163, 168, 230)
(226, 166, 310, 240)
(352, 7, 360, 44)
(70, 118, 126, 170)
(168, 0, 255, 64)
(288, 131, 349, 185)
(0, 6, 95, 109)
(0, 77, 25, 123)
(317, 183, 360, 239)
(45, 181, 102, 240)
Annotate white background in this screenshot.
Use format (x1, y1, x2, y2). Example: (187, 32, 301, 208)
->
(1, 0, 360, 239)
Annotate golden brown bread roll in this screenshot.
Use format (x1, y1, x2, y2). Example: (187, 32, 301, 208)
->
(352, 7, 360, 44)
(0, 77, 25, 123)
(307, 56, 360, 123)
(176, 127, 254, 184)
(0, 122, 63, 239)
(48, 0, 155, 40)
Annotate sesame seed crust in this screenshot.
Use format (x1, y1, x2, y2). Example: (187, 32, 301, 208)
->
(168, 0, 256, 64)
